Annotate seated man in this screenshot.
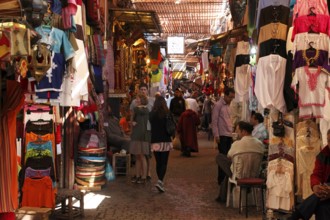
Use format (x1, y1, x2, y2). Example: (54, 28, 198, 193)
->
(291, 129, 330, 220)
(104, 107, 130, 153)
(215, 121, 264, 202)
(250, 112, 268, 142)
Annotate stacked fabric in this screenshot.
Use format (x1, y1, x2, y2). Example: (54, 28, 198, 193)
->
(75, 129, 107, 187)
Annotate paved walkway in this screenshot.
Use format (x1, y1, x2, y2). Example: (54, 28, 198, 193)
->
(66, 132, 263, 220)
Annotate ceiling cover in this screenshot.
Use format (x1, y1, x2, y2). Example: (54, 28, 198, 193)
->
(109, 8, 162, 35)
(132, 0, 230, 41)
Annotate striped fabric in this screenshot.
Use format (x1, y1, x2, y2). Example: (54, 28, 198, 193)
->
(0, 80, 24, 212)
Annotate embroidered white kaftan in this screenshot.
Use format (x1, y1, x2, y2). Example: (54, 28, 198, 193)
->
(291, 67, 330, 118)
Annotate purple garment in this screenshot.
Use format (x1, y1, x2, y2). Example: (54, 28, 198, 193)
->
(293, 50, 330, 72)
(25, 167, 51, 179)
(211, 97, 233, 137)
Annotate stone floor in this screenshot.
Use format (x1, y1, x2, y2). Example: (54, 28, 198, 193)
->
(63, 131, 264, 220)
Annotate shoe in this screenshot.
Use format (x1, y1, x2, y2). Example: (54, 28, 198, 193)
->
(215, 197, 226, 203)
(146, 176, 152, 182)
(155, 180, 165, 192)
(137, 178, 146, 184)
(131, 176, 139, 183)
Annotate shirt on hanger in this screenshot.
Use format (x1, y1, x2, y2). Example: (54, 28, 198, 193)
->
(292, 66, 330, 107)
(292, 0, 329, 24)
(259, 39, 287, 59)
(255, 54, 287, 113)
(292, 15, 330, 41)
(258, 22, 288, 45)
(256, 0, 291, 28)
(293, 32, 330, 53)
(258, 5, 290, 29)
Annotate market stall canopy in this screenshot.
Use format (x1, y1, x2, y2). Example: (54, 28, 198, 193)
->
(131, 0, 230, 41)
(109, 8, 162, 36)
(0, 0, 22, 17)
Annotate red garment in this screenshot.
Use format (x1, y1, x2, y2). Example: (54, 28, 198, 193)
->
(292, 14, 330, 41)
(310, 146, 330, 189)
(177, 109, 201, 152)
(0, 212, 15, 220)
(21, 176, 55, 208)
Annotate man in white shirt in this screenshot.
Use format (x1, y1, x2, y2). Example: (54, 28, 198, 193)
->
(185, 91, 199, 114)
(250, 112, 268, 142)
(215, 121, 264, 202)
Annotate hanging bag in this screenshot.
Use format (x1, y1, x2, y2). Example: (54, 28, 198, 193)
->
(166, 112, 176, 137)
(272, 112, 285, 137)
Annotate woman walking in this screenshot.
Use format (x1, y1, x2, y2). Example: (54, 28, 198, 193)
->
(149, 96, 173, 192)
(130, 93, 150, 184)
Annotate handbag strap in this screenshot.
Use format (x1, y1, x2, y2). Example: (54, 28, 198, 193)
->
(277, 112, 283, 124)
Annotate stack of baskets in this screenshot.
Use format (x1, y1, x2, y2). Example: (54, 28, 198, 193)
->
(75, 129, 107, 188)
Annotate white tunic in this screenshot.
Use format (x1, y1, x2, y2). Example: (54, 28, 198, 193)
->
(255, 55, 287, 113)
(234, 64, 251, 102)
(291, 67, 330, 107)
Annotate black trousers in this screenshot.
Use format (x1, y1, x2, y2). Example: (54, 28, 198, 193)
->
(153, 151, 170, 181)
(217, 136, 232, 184)
(295, 194, 330, 220)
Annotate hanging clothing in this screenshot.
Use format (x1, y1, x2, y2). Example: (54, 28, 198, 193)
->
(293, 33, 329, 52)
(255, 54, 287, 113)
(0, 80, 24, 212)
(234, 64, 251, 101)
(267, 170, 292, 210)
(258, 23, 288, 45)
(291, 67, 330, 118)
(259, 39, 287, 59)
(256, 0, 290, 29)
(292, 15, 330, 42)
(292, 0, 329, 24)
(258, 5, 290, 29)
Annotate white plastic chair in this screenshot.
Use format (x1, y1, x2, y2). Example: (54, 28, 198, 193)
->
(226, 152, 264, 208)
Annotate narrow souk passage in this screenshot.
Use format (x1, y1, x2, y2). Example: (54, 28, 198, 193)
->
(72, 131, 263, 220)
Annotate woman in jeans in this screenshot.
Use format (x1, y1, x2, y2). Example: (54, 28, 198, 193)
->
(149, 96, 173, 192)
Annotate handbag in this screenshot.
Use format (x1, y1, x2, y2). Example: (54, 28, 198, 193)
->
(166, 113, 176, 136)
(272, 112, 285, 137)
(172, 134, 181, 150)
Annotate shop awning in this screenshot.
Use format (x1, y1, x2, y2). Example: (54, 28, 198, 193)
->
(109, 8, 162, 35)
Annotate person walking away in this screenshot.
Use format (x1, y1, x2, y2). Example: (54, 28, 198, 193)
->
(202, 92, 212, 131)
(177, 106, 201, 157)
(129, 93, 150, 184)
(149, 96, 173, 192)
(185, 91, 199, 115)
(212, 87, 235, 202)
(170, 88, 186, 124)
(130, 83, 154, 181)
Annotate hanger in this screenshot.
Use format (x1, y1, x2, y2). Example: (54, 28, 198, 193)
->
(272, 43, 280, 54)
(308, 7, 316, 16)
(306, 41, 316, 53)
(33, 135, 47, 145)
(308, 24, 318, 34)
